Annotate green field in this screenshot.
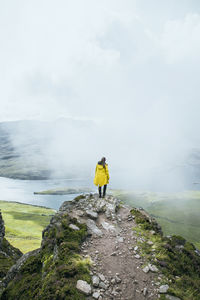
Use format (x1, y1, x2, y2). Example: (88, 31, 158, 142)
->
(112, 190, 200, 249)
(0, 200, 56, 253)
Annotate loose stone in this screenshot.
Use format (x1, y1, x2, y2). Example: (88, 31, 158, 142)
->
(115, 276, 122, 283)
(93, 291, 100, 299)
(148, 264, 159, 272)
(142, 265, 150, 273)
(69, 224, 79, 231)
(86, 219, 103, 236)
(92, 275, 100, 287)
(159, 284, 169, 294)
(99, 281, 108, 290)
(76, 280, 92, 295)
(86, 210, 98, 219)
(117, 237, 124, 243)
(98, 274, 105, 281)
(143, 287, 148, 296)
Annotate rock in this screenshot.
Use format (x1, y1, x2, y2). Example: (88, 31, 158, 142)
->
(134, 246, 138, 251)
(147, 241, 154, 245)
(86, 219, 103, 236)
(53, 244, 59, 261)
(117, 237, 124, 243)
(115, 276, 122, 283)
(134, 254, 141, 259)
(143, 287, 148, 296)
(99, 281, 108, 289)
(86, 210, 98, 220)
(142, 266, 150, 273)
(105, 203, 117, 219)
(166, 295, 181, 300)
(159, 284, 169, 294)
(3, 249, 39, 286)
(76, 280, 92, 295)
(101, 221, 116, 232)
(0, 212, 5, 244)
(93, 291, 100, 299)
(148, 264, 159, 272)
(111, 252, 117, 256)
(98, 274, 105, 281)
(92, 275, 100, 287)
(69, 224, 80, 231)
(95, 199, 106, 213)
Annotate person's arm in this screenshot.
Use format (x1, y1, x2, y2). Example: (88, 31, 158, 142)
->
(106, 165, 109, 182)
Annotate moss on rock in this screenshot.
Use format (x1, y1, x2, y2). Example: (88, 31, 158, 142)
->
(131, 208, 200, 300)
(0, 211, 22, 281)
(0, 213, 90, 300)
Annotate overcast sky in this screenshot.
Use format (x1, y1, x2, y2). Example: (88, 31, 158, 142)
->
(1, 0, 200, 189)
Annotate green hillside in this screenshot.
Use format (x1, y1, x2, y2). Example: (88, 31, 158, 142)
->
(0, 201, 56, 253)
(112, 190, 200, 249)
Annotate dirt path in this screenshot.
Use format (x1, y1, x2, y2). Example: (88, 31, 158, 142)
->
(78, 201, 161, 300)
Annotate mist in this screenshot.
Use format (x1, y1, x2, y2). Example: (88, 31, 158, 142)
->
(0, 0, 200, 191)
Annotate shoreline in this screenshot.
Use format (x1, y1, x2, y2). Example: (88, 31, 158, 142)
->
(0, 199, 56, 211)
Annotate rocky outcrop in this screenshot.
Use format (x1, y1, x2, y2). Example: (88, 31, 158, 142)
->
(0, 211, 22, 286)
(0, 194, 200, 300)
(0, 212, 5, 244)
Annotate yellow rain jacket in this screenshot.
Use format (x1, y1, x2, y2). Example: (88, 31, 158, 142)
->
(94, 163, 109, 187)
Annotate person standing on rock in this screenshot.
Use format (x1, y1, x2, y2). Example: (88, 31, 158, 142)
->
(94, 157, 109, 198)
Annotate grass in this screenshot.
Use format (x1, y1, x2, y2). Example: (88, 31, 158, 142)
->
(131, 208, 200, 300)
(0, 212, 90, 300)
(0, 200, 56, 253)
(112, 189, 200, 249)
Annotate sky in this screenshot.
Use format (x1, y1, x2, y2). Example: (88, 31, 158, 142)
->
(0, 0, 200, 190)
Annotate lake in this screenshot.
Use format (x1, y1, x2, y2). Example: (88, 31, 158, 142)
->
(0, 177, 95, 210)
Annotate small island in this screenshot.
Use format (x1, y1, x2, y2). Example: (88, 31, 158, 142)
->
(34, 187, 93, 195)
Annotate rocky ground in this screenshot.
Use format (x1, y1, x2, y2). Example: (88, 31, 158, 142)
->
(0, 211, 22, 283)
(60, 194, 177, 300)
(2, 193, 199, 299)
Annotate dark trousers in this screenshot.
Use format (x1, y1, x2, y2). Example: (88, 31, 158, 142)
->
(98, 185, 107, 198)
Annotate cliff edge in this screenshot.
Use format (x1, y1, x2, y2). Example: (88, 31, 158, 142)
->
(0, 195, 200, 300)
(0, 211, 22, 282)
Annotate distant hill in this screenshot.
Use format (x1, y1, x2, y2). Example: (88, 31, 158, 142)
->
(0, 121, 49, 179)
(0, 119, 96, 180)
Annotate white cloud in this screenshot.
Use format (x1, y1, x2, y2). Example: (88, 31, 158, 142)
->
(161, 13, 200, 63)
(0, 1, 200, 190)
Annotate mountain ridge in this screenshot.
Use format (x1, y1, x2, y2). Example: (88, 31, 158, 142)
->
(0, 194, 200, 299)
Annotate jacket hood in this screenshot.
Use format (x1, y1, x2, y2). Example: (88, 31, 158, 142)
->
(97, 163, 107, 170)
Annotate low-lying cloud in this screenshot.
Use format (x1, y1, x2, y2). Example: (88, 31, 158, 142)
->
(0, 0, 200, 191)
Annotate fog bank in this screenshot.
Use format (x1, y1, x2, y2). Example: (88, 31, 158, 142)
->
(0, 1, 200, 191)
